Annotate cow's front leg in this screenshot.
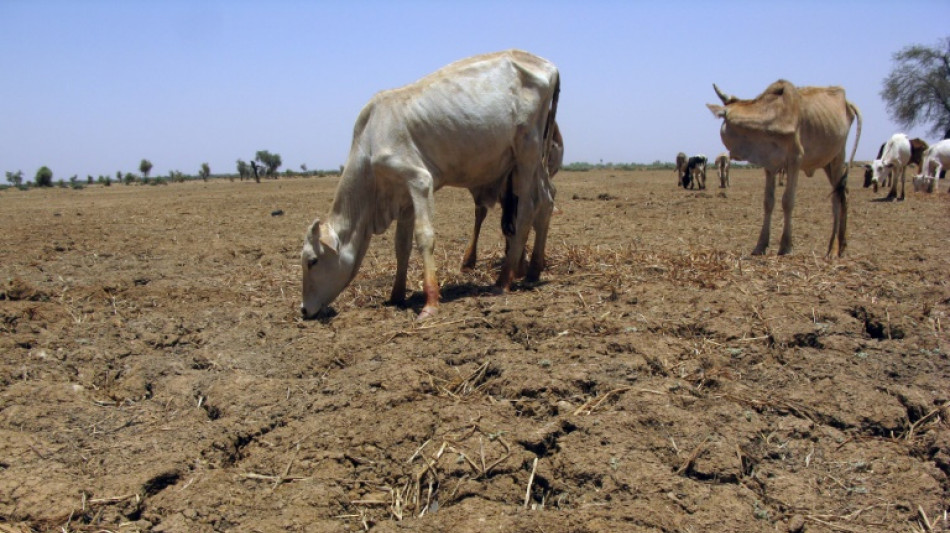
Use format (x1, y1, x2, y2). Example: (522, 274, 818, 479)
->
(753, 170, 777, 255)
(389, 208, 414, 306)
(411, 183, 440, 321)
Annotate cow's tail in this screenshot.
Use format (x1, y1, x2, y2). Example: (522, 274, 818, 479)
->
(833, 100, 862, 196)
(846, 100, 862, 179)
(541, 73, 561, 176)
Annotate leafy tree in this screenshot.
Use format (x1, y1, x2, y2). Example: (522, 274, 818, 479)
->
(236, 159, 249, 181)
(139, 159, 153, 180)
(5, 170, 24, 187)
(124, 172, 136, 185)
(881, 37, 950, 139)
(199, 163, 210, 181)
(255, 150, 282, 177)
(35, 166, 53, 187)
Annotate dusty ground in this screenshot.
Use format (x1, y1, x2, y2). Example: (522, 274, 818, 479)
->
(1, 168, 948, 533)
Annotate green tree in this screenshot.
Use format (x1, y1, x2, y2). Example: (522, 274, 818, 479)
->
(236, 159, 249, 181)
(255, 150, 282, 178)
(139, 159, 153, 181)
(5, 170, 24, 187)
(35, 166, 53, 187)
(881, 37, 950, 139)
(199, 163, 211, 181)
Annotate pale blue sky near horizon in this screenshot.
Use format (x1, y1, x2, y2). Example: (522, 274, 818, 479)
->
(1, 1, 948, 182)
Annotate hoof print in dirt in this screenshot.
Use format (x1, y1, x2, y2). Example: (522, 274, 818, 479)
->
(850, 306, 905, 340)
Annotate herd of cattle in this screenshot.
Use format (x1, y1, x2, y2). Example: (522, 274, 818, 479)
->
(299, 49, 948, 320)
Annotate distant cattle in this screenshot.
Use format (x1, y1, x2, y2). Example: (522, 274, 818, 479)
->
(300, 50, 560, 320)
(675, 152, 688, 187)
(870, 133, 912, 200)
(714, 152, 730, 188)
(707, 80, 861, 257)
(684, 155, 707, 189)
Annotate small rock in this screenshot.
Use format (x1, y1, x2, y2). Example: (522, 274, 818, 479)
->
(788, 514, 805, 532)
(271, 209, 284, 216)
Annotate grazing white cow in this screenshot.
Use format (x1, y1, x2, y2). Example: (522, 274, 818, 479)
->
(462, 121, 563, 273)
(870, 133, 912, 200)
(917, 139, 950, 193)
(675, 152, 688, 187)
(707, 80, 862, 257)
(300, 50, 560, 320)
(715, 152, 730, 188)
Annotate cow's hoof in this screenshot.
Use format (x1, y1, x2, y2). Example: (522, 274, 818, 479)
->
(417, 306, 439, 321)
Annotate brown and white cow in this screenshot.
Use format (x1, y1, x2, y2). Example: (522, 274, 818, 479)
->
(707, 80, 862, 257)
(714, 152, 730, 188)
(301, 50, 560, 320)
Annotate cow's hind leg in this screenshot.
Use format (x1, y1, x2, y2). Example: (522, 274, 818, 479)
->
(526, 178, 555, 282)
(461, 204, 488, 271)
(496, 147, 542, 291)
(825, 164, 848, 257)
(778, 167, 799, 255)
(753, 170, 777, 255)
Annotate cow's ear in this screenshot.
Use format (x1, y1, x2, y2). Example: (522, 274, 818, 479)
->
(307, 218, 322, 244)
(318, 223, 339, 256)
(707, 104, 726, 118)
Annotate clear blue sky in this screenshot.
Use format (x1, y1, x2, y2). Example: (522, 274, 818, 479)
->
(1, 1, 948, 182)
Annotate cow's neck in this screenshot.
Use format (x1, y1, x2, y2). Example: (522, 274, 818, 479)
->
(325, 161, 376, 278)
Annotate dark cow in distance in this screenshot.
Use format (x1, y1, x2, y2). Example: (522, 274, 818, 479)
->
(683, 155, 707, 189)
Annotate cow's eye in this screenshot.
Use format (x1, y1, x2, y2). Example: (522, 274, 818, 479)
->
(307, 257, 319, 269)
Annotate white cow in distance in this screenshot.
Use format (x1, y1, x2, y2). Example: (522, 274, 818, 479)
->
(916, 139, 950, 193)
(870, 133, 911, 200)
(300, 50, 560, 321)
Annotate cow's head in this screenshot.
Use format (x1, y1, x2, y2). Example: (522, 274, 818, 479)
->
(706, 80, 802, 169)
(868, 159, 886, 190)
(300, 218, 351, 320)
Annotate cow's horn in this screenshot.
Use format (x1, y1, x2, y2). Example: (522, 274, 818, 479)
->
(308, 218, 322, 241)
(713, 83, 733, 104)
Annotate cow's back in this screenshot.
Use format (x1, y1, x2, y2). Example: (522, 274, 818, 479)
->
(796, 86, 854, 172)
(357, 50, 559, 191)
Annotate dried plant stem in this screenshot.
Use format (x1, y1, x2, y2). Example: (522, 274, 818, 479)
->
(524, 457, 539, 509)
